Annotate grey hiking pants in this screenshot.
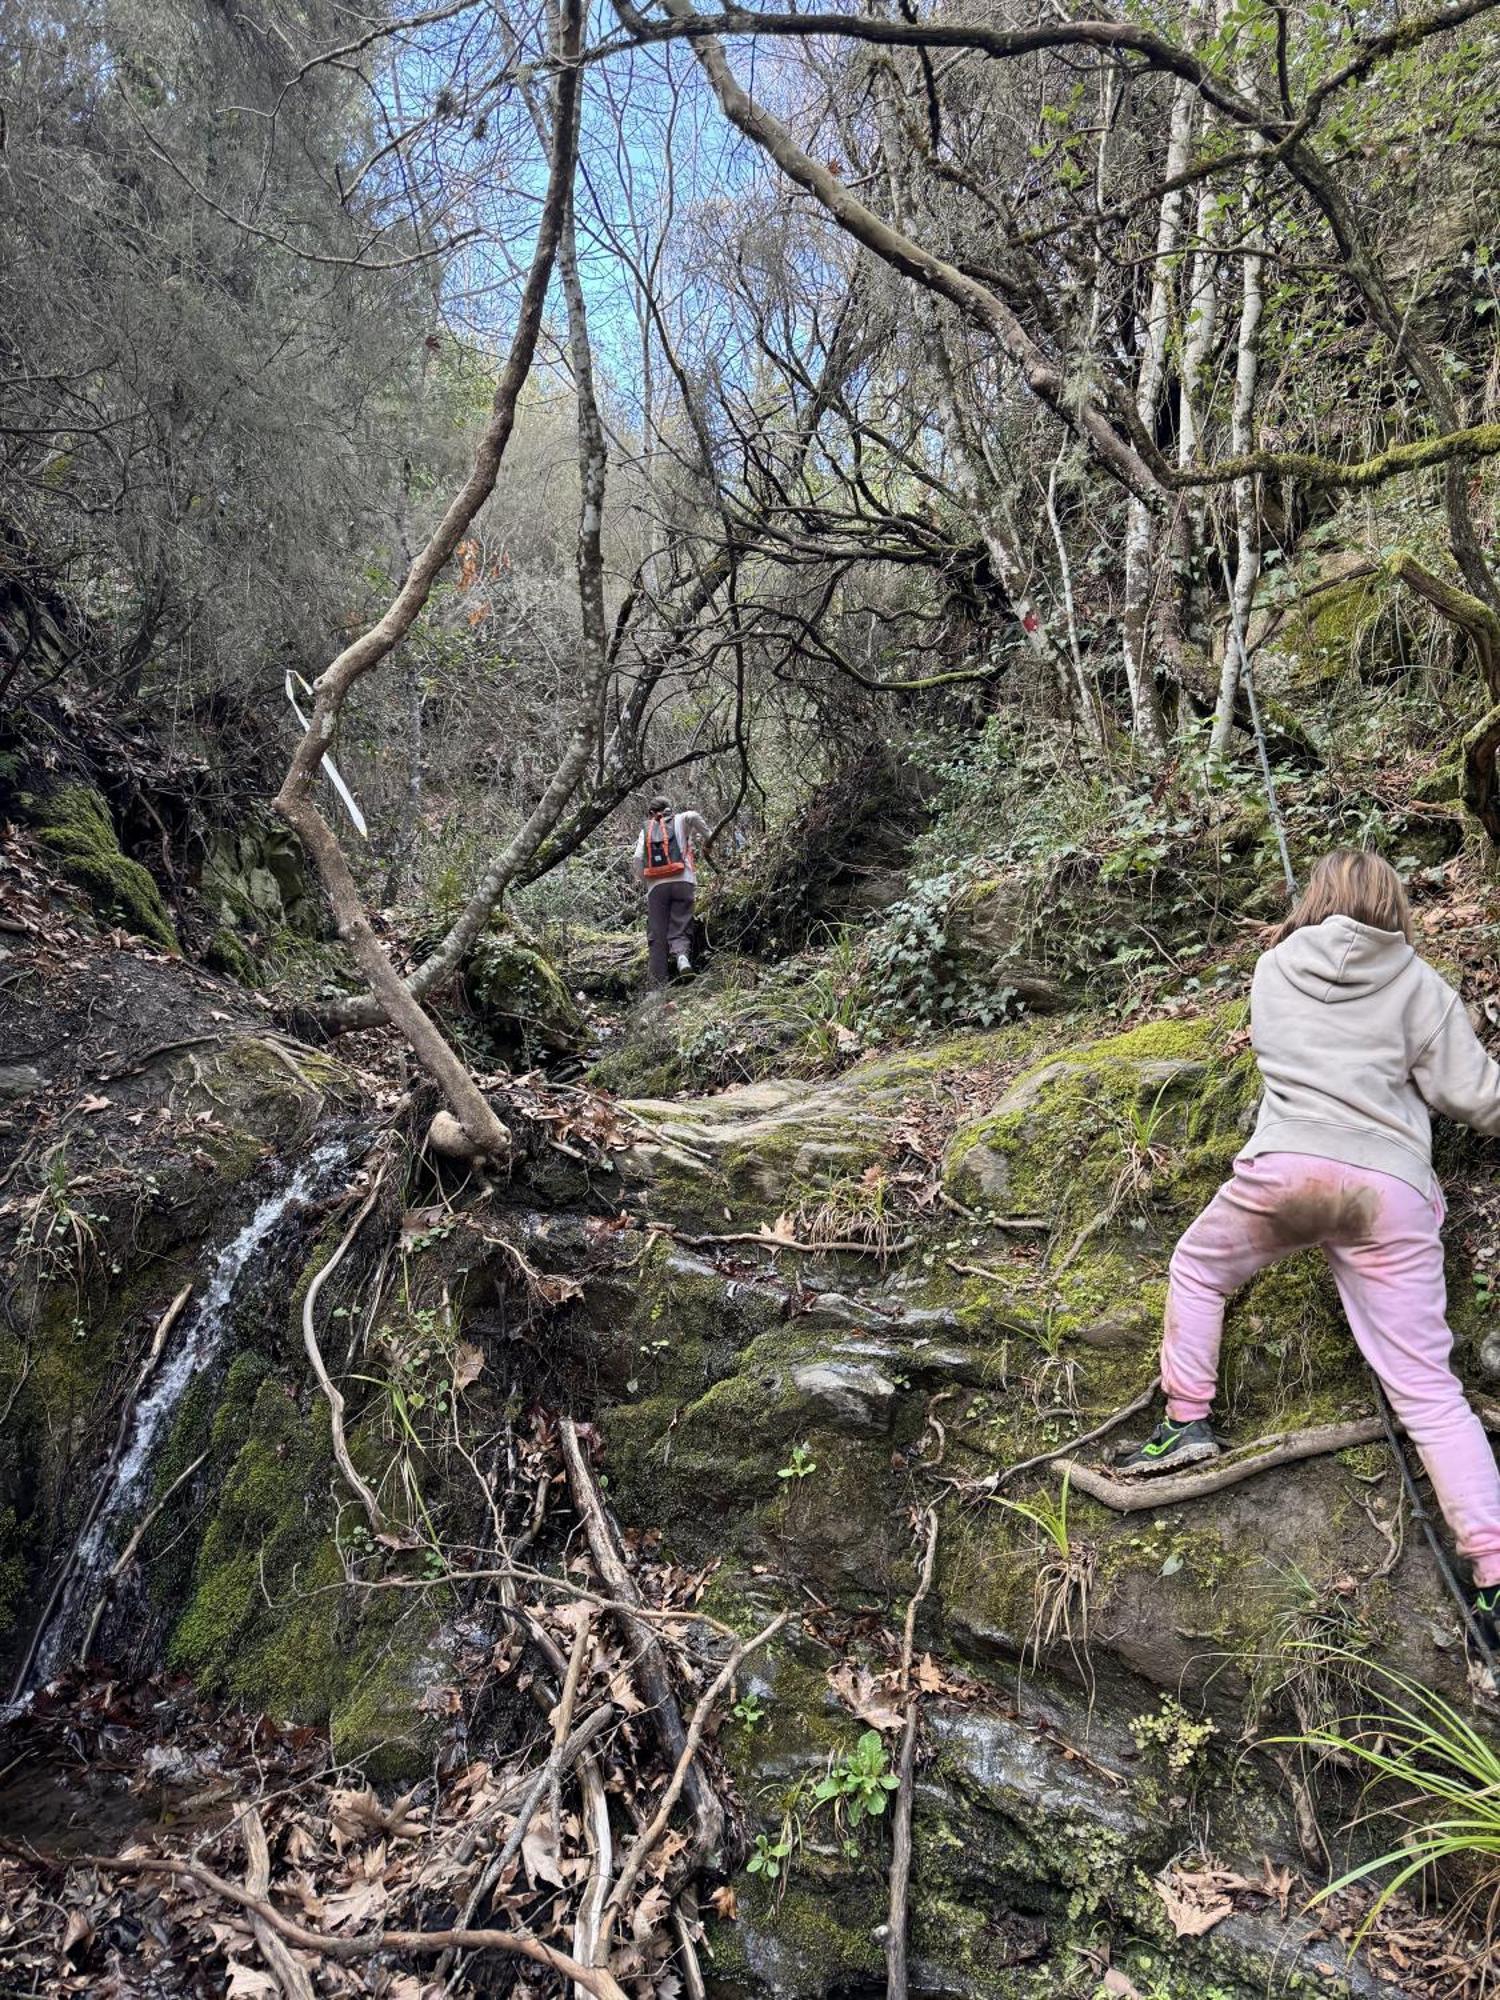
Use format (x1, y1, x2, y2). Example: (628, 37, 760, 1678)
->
(647, 881, 695, 984)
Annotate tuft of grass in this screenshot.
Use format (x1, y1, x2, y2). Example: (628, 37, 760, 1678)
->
(1269, 1649, 1500, 1934)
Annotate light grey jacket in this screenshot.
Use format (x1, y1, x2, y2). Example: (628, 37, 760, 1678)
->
(1243, 915, 1500, 1191)
(631, 811, 710, 891)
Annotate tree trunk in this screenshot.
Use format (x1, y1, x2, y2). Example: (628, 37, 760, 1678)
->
(1120, 78, 1195, 759)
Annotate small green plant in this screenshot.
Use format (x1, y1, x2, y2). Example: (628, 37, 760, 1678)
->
(733, 1691, 767, 1728)
(812, 1729, 900, 1826)
(777, 1442, 817, 1481)
(1130, 1696, 1218, 1784)
(747, 1831, 792, 1879)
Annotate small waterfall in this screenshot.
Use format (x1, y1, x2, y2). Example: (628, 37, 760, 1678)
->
(11, 1140, 353, 1706)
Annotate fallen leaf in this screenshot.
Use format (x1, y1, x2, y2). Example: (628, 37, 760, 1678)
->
(225, 1963, 280, 1996)
(827, 1662, 904, 1733)
(79, 1093, 111, 1113)
(61, 1909, 92, 1956)
(452, 1341, 484, 1389)
(708, 1884, 738, 1921)
(1101, 1971, 1142, 1998)
(631, 1881, 673, 1943)
(522, 1820, 566, 1889)
(1153, 1866, 1236, 1938)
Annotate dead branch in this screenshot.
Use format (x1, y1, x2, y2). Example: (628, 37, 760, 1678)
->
(448, 1703, 619, 1981)
(599, 1610, 791, 1959)
(77, 1850, 631, 2000)
(78, 1450, 208, 1666)
(271, 0, 587, 1153)
(671, 1226, 916, 1257)
(560, 1420, 726, 1869)
(242, 1807, 315, 2000)
(1057, 1417, 1385, 1511)
(887, 1509, 940, 2000)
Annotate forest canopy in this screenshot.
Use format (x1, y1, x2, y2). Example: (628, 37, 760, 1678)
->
(3, 0, 1499, 1135)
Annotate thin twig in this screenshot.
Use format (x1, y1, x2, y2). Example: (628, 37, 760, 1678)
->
(75, 1850, 631, 2000)
(78, 1450, 208, 1665)
(887, 1510, 939, 2000)
(599, 1611, 790, 1957)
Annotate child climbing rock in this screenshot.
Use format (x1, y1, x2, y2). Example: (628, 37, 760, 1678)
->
(632, 796, 711, 986)
(1122, 849, 1500, 1639)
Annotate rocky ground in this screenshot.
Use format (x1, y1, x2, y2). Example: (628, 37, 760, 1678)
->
(7, 728, 1500, 1997)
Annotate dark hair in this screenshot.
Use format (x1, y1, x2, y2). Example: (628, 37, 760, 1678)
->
(1268, 848, 1414, 946)
(647, 795, 671, 815)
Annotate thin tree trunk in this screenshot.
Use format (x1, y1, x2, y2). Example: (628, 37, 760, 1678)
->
(1211, 142, 1267, 754)
(273, 0, 583, 1149)
(1120, 79, 1195, 758)
(871, 63, 1100, 745)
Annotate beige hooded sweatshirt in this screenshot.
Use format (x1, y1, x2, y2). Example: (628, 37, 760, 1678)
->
(1243, 914, 1500, 1193)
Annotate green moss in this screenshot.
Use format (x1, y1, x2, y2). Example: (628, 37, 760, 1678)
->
(465, 923, 586, 1057)
(28, 784, 177, 949)
(169, 1376, 431, 1764)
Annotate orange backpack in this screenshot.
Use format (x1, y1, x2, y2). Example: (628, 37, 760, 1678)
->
(642, 813, 690, 881)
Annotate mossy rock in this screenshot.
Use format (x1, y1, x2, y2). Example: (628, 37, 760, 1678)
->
(169, 1373, 445, 1777)
(1280, 569, 1414, 690)
(463, 922, 586, 1059)
(201, 819, 318, 939)
(28, 783, 177, 949)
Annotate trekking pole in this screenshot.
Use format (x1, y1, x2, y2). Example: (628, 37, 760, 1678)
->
(1229, 583, 1499, 1675)
(1367, 1373, 1498, 1678)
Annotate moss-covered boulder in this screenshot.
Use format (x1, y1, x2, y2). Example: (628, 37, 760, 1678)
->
(461, 922, 586, 1059)
(201, 817, 318, 938)
(28, 783, 177, 949)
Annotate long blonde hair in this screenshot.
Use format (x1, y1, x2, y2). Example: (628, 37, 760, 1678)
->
(1268, 848, 1414, 946)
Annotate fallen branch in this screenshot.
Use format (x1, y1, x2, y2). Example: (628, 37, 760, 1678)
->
(77, 1850, 630, 2000)
(599, 1610, 790, 1958)
(672, 1226, 915, 1257)
(886, 1509, 940, 2000)
(448, 1703, 618, 1980)
(560, 1420, 726, 1868)
(299, 1173, 402, 1542)
(78, 1450, 208, 1666)
(1056, 1417, 1385, 1511)
(243, 1806, 315, 2000)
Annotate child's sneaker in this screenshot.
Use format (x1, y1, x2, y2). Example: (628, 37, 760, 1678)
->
(1469, 1583, 1500, 1654)
(1116, 1418, 1221, 1476)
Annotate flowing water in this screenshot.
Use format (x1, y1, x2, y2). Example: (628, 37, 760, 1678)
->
(9, 1140, 353, 1706)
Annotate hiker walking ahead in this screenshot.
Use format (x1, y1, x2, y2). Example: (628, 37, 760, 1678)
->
(633, 797, 710, 985)
(1123, 850, 1500, 1638)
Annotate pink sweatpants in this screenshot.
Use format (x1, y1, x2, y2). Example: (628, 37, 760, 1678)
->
(1162, 1151, 1500, 1587)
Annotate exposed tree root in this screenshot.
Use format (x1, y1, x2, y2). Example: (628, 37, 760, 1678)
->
(672, 1225, 916, 1257)
(993, 1379, 1160, 1489)
(1057, 1416, 1385, 1510)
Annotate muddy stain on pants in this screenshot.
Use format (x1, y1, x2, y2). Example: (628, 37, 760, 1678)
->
(1162, 1149, 1500, 1586)
(647, 881, 695, 985)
